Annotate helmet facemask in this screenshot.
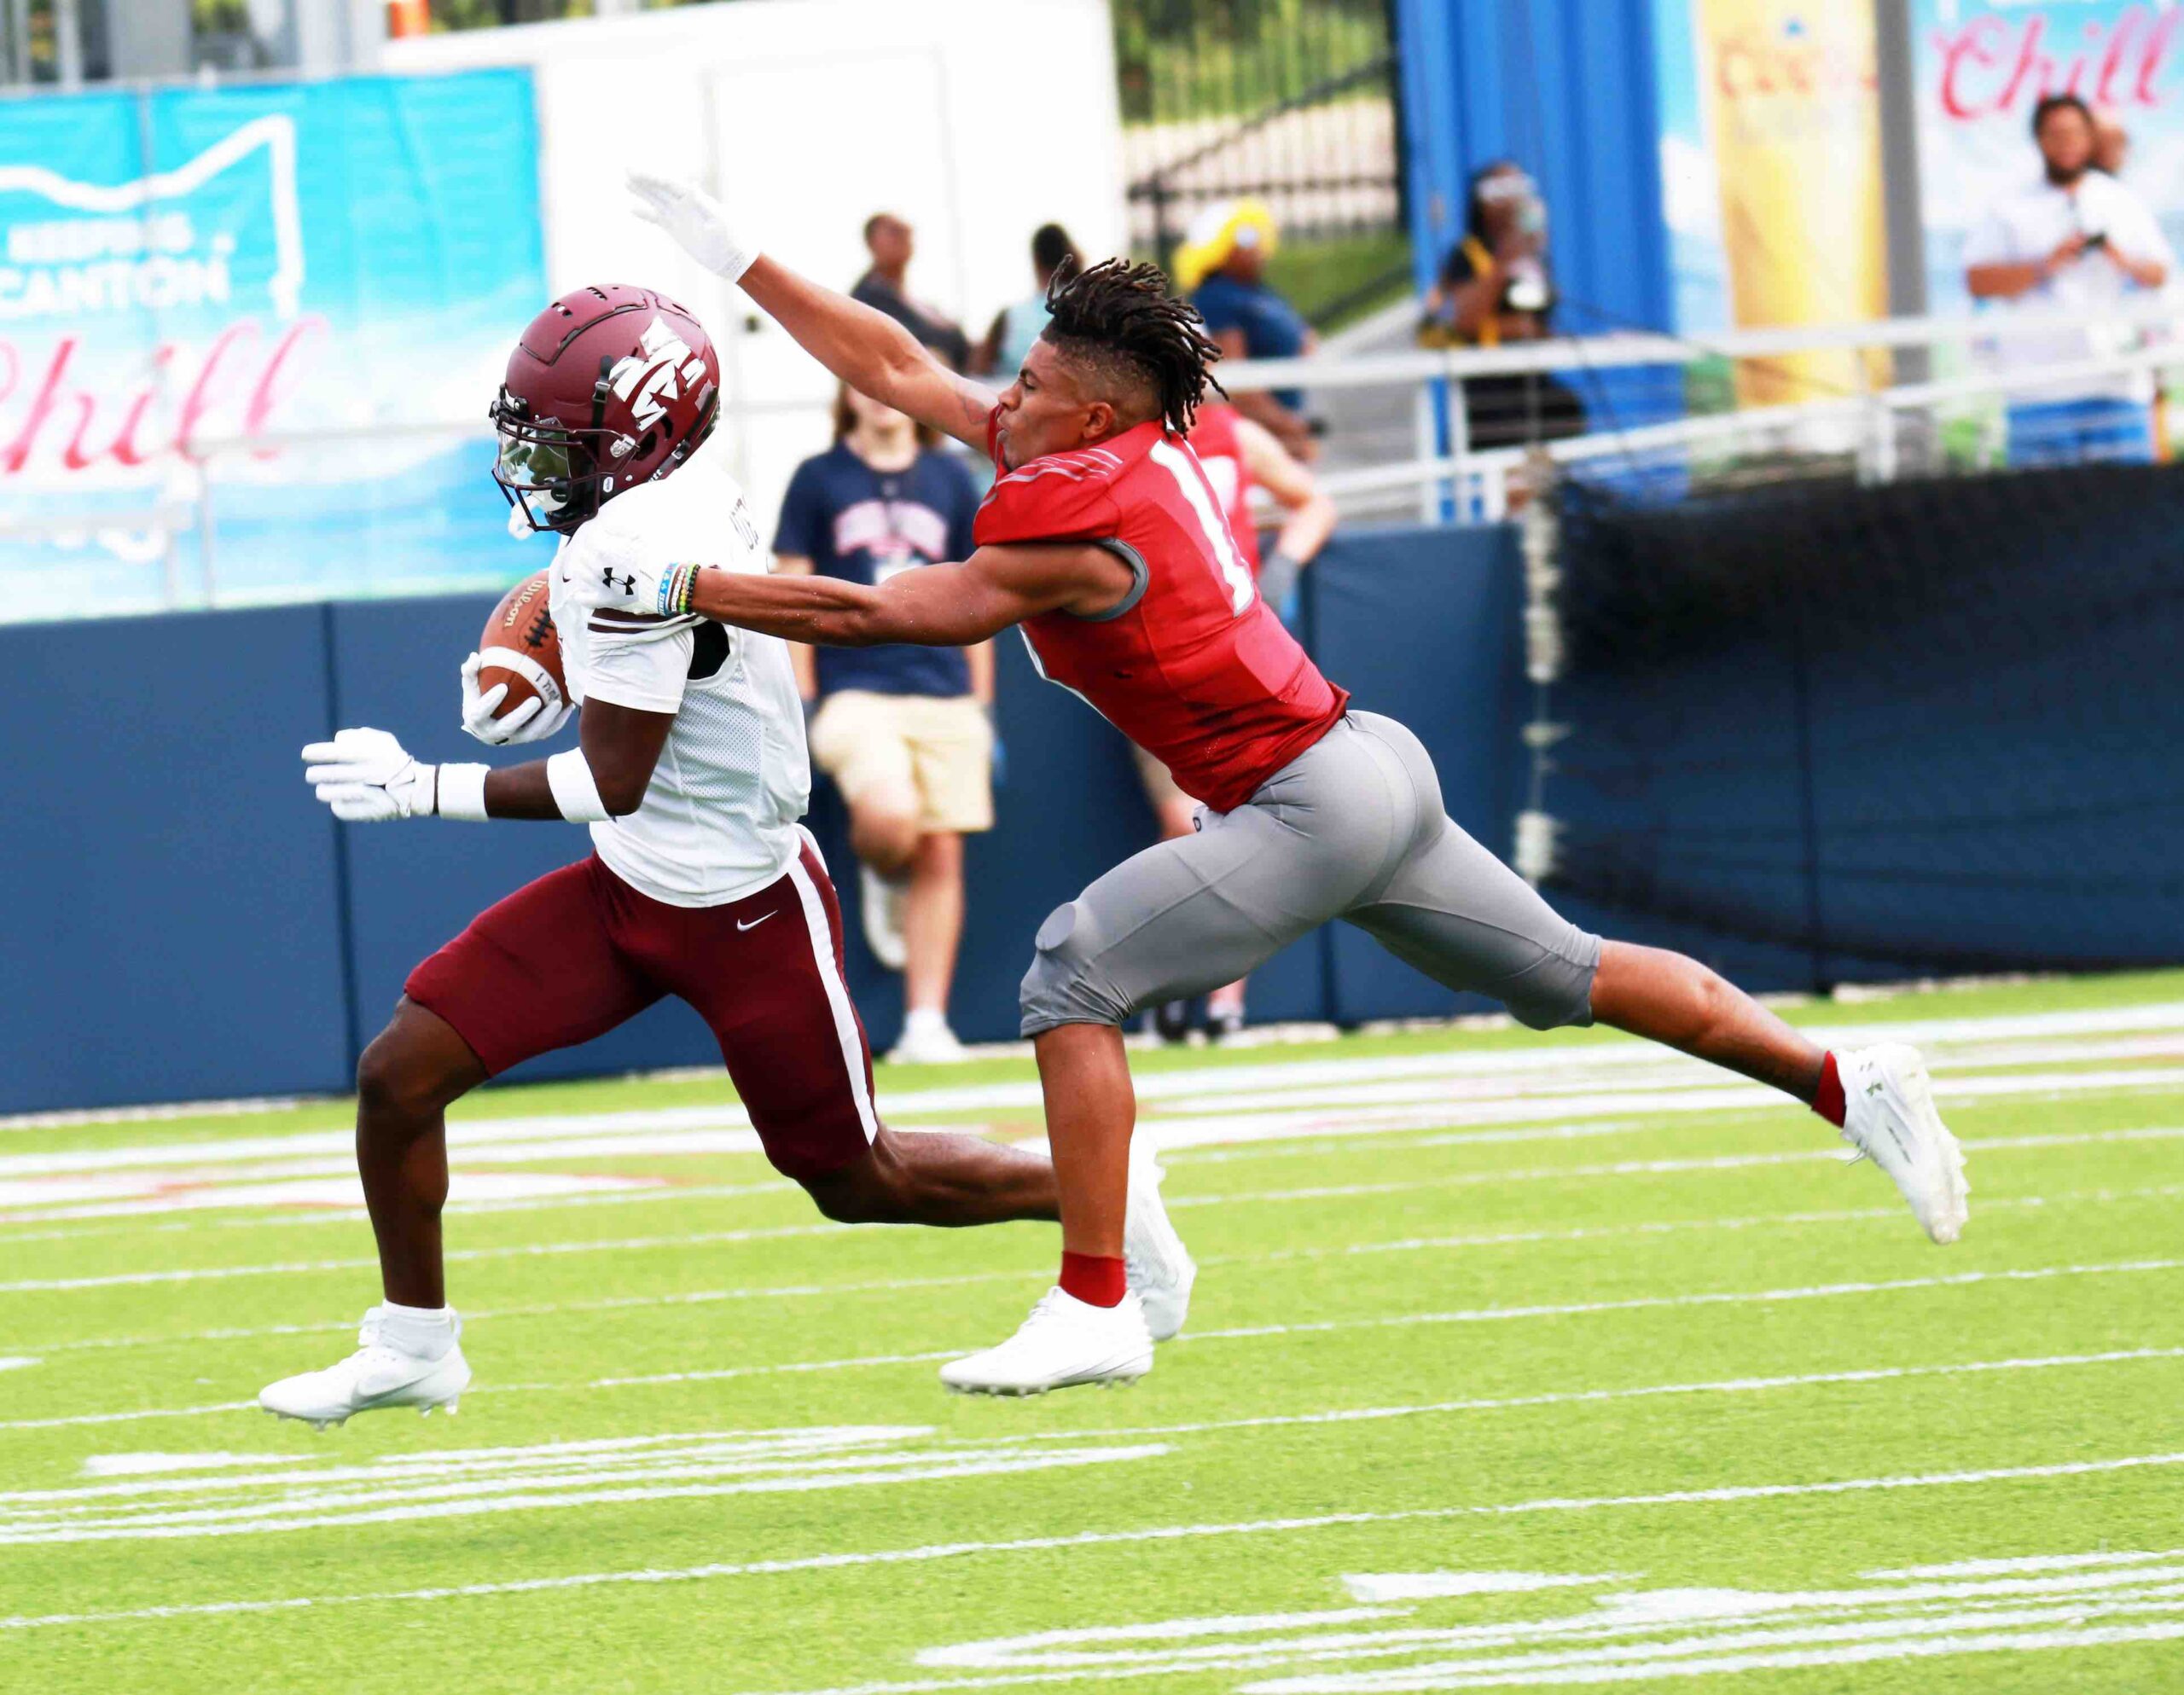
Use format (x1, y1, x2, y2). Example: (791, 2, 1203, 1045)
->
(489, 389, 628, 536)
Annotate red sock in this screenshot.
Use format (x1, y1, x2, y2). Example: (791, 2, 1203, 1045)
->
(1059, 1251, 1127, 1308)
(1813, 1051, 1846, 1129)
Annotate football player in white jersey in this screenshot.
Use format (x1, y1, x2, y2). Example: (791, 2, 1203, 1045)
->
(263, 287, 1192, 1427)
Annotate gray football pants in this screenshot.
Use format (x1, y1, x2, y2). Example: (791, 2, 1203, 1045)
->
(1019, 711, 1600, 1036)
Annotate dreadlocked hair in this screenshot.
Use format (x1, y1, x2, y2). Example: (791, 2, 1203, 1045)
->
(1043, 257, 1226, 435)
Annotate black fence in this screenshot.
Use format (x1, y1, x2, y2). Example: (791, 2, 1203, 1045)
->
(1534, 461, 2184, 985)
(1114, 0, 1410, 328)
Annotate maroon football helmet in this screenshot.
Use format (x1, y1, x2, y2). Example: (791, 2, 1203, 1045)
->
(490, 284, 721, 535)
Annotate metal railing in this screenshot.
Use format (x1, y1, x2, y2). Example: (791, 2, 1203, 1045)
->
(1213, 301, 2184, 521)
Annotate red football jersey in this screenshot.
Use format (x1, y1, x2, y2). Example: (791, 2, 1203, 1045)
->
(976, 413, 1348, 811)
(1182, 402, 1263, 578)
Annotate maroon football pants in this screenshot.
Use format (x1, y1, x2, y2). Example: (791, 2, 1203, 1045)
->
(405, 840, 879, 1182)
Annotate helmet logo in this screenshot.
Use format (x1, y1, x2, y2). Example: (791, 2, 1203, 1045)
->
(607, 314, 709, 432)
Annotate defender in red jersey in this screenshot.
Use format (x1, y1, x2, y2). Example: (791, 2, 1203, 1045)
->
(1137, 400, 1337, 1041)
(590, 175, 1973, 1396)
(973, 410, 1343, 812)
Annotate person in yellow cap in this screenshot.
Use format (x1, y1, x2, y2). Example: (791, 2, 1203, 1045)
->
(1178, 199, 1318, 460)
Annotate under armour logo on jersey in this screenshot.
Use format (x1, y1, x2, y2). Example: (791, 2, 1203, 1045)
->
(601, 566, 636, 595)
(606, 316, 710, 431)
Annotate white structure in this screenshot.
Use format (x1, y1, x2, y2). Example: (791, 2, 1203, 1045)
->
(389, 0, 1127, 525)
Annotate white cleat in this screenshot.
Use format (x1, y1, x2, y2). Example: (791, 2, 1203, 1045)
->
(939, 1287, 1154, 1396)
(258, 1306, 472, 1429)
(1838, 1043, 1970, 1245)
(1124, 1143, 1196, 1342)
(859, 862, 908, 972)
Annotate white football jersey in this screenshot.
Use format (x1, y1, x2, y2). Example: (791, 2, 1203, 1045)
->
(549, 437, 810, 908)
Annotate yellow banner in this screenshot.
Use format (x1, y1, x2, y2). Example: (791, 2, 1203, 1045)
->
(1696, 0, 1890, 406)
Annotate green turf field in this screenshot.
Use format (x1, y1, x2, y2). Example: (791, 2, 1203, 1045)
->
(6, 971, 2184, 1693)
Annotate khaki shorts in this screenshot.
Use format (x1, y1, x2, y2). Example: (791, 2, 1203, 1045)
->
(810, 690, 994, 833)
(1131, 740, 1193, 811)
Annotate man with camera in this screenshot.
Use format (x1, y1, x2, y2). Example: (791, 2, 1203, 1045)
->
(1966, 93, 2173, 467)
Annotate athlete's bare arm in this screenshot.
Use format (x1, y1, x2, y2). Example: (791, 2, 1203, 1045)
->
(479, 697, 674, 820)
(738, 256, 998, 450)
(1236, 415, 1337, 566)
(682, 542, 1132, 649)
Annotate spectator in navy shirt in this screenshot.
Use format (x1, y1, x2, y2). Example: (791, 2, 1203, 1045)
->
(1179, 199, 1319, 460)
(774, 385, 992, 1064)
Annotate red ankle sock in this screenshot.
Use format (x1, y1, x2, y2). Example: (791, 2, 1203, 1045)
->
(1813, 1051, 1846, 1129)
(1059, 1251, 1127, 1308)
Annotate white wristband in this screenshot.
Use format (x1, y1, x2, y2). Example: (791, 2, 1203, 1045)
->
(719, 243, 758, 287)
(437, 763, 491, 821)
(546, 748, 612, 821)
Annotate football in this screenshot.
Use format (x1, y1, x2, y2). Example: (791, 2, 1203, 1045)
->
(477, 568, 566, 721)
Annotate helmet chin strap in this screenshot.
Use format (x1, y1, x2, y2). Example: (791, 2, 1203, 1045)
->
(507, 502, 535, 540)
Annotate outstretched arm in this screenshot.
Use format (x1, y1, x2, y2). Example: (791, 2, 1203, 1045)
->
(1236, 415, 1336, 566)
(676, 543, 1133, 649)
(630, 172, 997, 450)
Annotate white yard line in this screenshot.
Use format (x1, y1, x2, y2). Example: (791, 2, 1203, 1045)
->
(14, 1181, 2183, 1365)
(8, 994, 2179, 1144)
(0, 1220, 852, 1294)
(6, 999, 2181, 1204)
(13, 1120, 2181, 1297)
(945, 1346, 2184, 1450)
(7, 1448, 2184, 1633)
(0, 1441, 1174, 1546)
(0, 1177, 799, 1239)
(10, 1255, 2175, 1432)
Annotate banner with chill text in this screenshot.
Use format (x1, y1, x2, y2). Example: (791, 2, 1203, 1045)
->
(0, 71, 548, 619)
(1913, 1, 2184, 311)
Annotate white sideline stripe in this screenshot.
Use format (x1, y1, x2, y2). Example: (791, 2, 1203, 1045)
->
(1162, 1259, 2183, 1350)
(0, 1171, 661, 1220)
(15, 1257, 2176, 1431)
(0, 1219, 851, 1293)
(0, 1357, 35, 1373)
(3, 1189, 2090, 1361)
(1171, 1121, 2184, 1175)
(0, 1176, 797, 1235)
(1873, 1549, 2184, 1580)
(8, 995, 2180, 1141)
(1239, 1620, 2184, 1694)
(954, 1347, 2184, 1450)
(12, 1181, 2156, 1361)
(787, 851, 881, 1146)
(9, 1448, 2184, 1634)
(563, 1260, 2184, 1394)
(4, 1127, 2166, 1302)
(1159, 1056, 2184, 1124)
(0, 1045, 2174, 1230)
(11, 999, 2184, 1189)
(0, 1444, 1172, 1545)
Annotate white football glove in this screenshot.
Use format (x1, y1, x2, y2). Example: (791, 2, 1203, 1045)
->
(460, 650, 569, 746)
(628, 171, 757, 284)
(304, 728, 438, 821)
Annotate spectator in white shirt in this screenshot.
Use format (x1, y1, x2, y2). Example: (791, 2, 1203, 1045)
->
(1964, 93, 2175, 466)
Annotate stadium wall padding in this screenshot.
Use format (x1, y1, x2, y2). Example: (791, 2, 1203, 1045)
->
(0, 525, 1522, 1114)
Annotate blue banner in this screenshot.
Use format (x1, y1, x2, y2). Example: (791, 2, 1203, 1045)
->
(0, 71, 547, 617)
